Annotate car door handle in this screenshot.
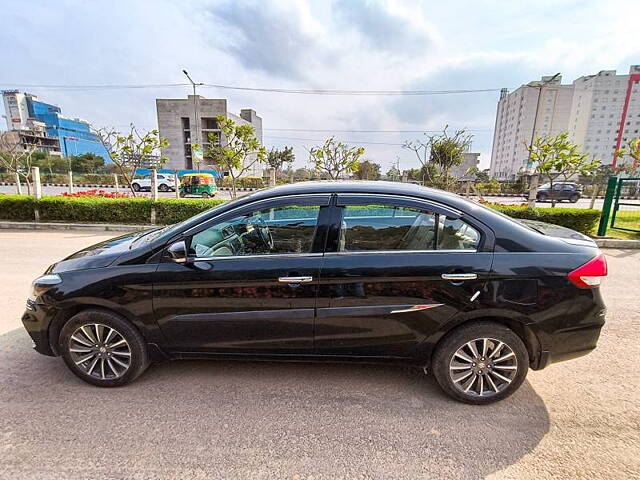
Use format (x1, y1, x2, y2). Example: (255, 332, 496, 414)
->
(441, 273, 477, 281)
(278, 276, 313, 283)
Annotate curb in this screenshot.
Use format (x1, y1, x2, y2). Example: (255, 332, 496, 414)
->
(1, 221, 640, 248)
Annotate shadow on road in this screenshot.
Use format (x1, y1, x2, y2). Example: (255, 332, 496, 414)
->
(1, 328, 550, 479)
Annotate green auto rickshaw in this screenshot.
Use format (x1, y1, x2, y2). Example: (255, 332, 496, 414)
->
(179, 173, 218, 198)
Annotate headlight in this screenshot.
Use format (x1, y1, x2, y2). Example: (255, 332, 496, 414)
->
(29, 274, 62, 302)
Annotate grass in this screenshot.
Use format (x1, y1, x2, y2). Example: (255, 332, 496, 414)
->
(598, 210, 640, 239)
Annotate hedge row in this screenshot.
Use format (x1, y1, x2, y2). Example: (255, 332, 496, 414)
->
(0, 195, 600, 234)
(491, 205, 600, 235)
(0, 195, 224, 225)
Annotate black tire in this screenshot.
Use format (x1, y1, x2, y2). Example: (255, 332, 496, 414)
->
(132, 183, 141, 192)
(537, 193, 547, 202)
(570, 194, 579, 203)
(432, 321, 529, 404)
(179, 191, 186, 198)
(158, 183, 169, 192)
(201, 192, 210, 198)
(59, 309, 149, 387)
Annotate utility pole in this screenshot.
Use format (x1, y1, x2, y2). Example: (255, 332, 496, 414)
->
(183, 69, 204, 170)
(526, 72, 560, 207)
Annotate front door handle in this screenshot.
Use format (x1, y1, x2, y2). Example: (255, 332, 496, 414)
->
(441, 273, 477, 281)
(278, 276, 313, 283)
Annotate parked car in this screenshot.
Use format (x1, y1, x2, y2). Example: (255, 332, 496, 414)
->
(526, 182, 582, 203)
(131, 174, 176, 192)
(22, 181, 607, 404)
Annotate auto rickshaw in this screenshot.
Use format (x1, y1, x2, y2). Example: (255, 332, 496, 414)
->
(179, 173, 218, 198)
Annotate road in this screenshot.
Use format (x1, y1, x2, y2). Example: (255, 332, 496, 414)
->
(0, 230, 638, 479)
(4, 184, 637, 209)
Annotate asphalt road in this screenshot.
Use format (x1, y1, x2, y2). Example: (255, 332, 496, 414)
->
(0, 230, 638, 479)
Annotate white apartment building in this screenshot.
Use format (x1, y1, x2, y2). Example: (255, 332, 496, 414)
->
(490, 65, 640, 180)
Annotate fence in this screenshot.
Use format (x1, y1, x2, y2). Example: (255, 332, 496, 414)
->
(597, 176, 640, 235)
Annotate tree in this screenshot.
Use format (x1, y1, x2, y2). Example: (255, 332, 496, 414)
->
(205, 115, 266, 199)
(528, 132, 599, 207)
(353, 159, 381, 180)
(96, 124, 169, 197)
(403, 126, 472, 190)
(308, 137, 365, 180)
(0, 131, 38, 194)
(616, 137, 640, 175)
(69, 153, 105, 173)
(266, 146, 295, 177)
(386, 165, 401, 181)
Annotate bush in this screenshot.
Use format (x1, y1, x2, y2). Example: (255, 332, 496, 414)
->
(490, 205, 600, 234)
(37, 197, 153, 224)
(155, 198, 225, 224)
(0, 195, 35, 221)
(220, 176, 264, 189)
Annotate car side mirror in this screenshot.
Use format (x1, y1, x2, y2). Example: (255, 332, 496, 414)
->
(167, 240, 189, 263)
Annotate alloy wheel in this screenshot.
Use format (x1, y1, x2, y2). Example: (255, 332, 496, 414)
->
(449, 337, 518, 398)
(68, 323, 132, 380)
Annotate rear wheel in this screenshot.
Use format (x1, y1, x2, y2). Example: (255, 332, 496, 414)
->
(201, 192, 210, 198)
(59, 309, 149, 387)
(158, 183, 169, 192)
(432, 322, 529, 404)
(537, 192, 547, 202)
(570, 194, 579, 203)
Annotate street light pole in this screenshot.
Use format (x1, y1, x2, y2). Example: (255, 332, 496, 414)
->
(526, 72, 561, 207)
(182, 69, 204, 170)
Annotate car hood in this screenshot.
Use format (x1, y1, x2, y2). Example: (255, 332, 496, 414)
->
(47, 229, 153, 273)
(519, 219, 596, 246)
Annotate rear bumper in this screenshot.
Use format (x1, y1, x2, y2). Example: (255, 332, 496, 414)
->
(532, 322, 603, 370)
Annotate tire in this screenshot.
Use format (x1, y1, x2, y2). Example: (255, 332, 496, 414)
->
(537, 193, 547, 202)
(201, 192, 210, 198)
(570, 194, 579, 203)
(179, 191, 186, 198)
(432, 321, 529, 404)
(158, 183, 169, 192)
(132, 183, 141, 192)
(58, 309, 149, 387)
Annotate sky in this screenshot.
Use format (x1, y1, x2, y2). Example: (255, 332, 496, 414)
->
(1, 0, 639, 172)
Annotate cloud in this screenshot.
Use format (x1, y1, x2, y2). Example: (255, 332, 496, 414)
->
(206, 1, 323, 79)
(333, 0, 433, 55)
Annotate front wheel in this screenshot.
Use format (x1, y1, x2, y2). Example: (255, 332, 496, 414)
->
(158, 183, 169, 192)
(431, 322, 529, 404)
(570, 194, 579, 203)
(201, 192, 210, 198)
(59, 309, 149, 387)
(537, 193, 547, 202)
(132, 183, 141, 192)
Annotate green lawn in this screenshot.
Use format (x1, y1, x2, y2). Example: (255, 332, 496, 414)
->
(601, 210, 640, 239)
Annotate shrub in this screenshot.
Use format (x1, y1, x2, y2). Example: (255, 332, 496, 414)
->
(0, 195, 35, 221)
(220, 176, 264, 189)
(490, 204, 600, 234)
(62, 189, 131, 198)
(155, 198, 226, 225)
(37, 197, 153, 224)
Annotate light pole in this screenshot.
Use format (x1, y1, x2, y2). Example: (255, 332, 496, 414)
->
(526, 72, 560, 207)
(183, 69, 204, 170)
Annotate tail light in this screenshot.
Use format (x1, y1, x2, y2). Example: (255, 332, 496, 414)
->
(568, 253, 608, 288)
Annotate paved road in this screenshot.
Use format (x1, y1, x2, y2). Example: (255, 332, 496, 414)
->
(0, 230, 638, 479)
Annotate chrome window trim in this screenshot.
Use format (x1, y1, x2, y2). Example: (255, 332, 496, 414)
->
(324, 249, 478, 256)
(191, 252, 324, 262)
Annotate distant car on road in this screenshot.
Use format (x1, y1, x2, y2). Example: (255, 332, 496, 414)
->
(526, 182, 582, 203)
(22, 181, 607, 404)
(131, 174, 176, 192)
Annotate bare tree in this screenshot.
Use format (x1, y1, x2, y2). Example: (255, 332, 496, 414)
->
(0, 131, 38, 194)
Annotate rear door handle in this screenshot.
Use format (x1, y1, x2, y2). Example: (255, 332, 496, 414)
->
(441, 273, 477, 281)
(278, 276, 313, 283)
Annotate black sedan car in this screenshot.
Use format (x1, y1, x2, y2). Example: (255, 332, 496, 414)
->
(22, 182, 607, 404)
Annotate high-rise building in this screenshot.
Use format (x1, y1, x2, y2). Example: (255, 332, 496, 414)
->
(156, 95, 263, 172)
(1, 90, 109, 159)
(490, 66, 640, 180)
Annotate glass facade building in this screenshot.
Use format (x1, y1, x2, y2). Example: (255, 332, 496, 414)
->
(26, 96, 109, 159)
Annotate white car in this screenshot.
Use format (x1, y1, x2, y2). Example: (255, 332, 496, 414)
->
(131, 174, 177, 192)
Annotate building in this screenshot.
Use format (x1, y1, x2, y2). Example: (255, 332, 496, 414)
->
(156, 95, 263, 172)
(490, 65, 640, 179)
(1, 90, 109, 159)
(450, 151, 481, 178)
